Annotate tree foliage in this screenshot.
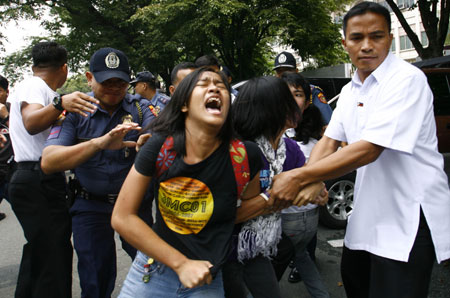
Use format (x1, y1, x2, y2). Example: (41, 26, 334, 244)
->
(59, 72, 90, 94)
(0, 0, 351, 86)
(280, 0, 350, 68)
(385, 0, 450, 59)
(129, 0, 351, 81)
(0, 0, 150, 85)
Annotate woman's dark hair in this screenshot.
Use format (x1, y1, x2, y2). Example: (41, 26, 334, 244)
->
(232, 76, 301, 143)
(0, 75, 9, 91)
(147, 67, 232, 155)
(280, 72, 324, 144)
(281, 72, 311, 103)
(294, 105, 324, 144)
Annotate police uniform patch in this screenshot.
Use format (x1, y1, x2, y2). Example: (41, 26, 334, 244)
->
(48, 114, 66, 140)
(160, 96, 169, 104)
(48, 125, 62, 140)
(318, 92, 327, 104)
(105, 52, 120, 69)
(149, 105, 159, 117)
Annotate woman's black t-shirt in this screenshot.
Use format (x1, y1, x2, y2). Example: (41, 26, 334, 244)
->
(134, 133, 262, 274)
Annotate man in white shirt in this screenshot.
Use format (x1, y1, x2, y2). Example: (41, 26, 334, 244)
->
(270, 2, 450, 298)
(8, 41, 98, 298)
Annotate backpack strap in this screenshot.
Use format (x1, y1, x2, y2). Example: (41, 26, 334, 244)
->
(155, 136, 176, 178)
(229, 139, 250, 199)
(155, 137, 250, 199)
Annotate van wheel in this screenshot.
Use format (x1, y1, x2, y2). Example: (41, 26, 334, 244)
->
(319, 172, 356, 229)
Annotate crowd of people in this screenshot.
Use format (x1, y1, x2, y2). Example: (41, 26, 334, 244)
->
(1, 2, 449, 298)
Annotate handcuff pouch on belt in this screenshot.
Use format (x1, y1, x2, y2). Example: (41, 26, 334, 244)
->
(67, 175, 80, 207)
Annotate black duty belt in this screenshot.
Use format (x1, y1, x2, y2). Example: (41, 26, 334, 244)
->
(79, 188, 118, 205)
(17, 161, 40, 171)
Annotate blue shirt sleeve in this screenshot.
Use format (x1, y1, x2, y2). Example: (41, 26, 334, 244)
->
(45, 113, 78, 147)
(138, 98, 157, 129)
(311, 86, 333, 124)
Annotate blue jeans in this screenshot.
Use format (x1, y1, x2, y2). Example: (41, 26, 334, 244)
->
(282, 208, 330, 298)
(119, 251, 225, 298)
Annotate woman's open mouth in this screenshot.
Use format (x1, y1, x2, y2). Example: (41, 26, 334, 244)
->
(205, 97, 222, 114)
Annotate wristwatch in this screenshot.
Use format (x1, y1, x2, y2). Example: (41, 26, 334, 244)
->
(52, 94, 64, 111)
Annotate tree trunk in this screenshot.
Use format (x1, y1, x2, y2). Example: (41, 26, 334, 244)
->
(385, 0, 449, 59)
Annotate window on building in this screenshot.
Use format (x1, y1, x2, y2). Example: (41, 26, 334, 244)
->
(390, 39, 396, 52)
(333, 15, 343, 25)
(421, 31, 429, 47)
(397, 0, 415, 9)
(400, 35, 413, 50)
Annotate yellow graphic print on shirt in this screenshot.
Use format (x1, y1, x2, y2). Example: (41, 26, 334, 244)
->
(158, 177, 213, 235)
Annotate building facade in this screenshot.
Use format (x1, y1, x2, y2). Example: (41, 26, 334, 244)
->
(365, 0, 449, 62)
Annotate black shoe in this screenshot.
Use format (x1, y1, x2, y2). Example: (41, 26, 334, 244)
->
(288, 260, 295, 268)
(288, 267, 302, 283)
(0, 213, 5, 221)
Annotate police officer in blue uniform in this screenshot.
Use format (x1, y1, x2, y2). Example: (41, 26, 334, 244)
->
(41, 48, 155, 298)
(130, 71, 170, 118)
(273, 51, 333, 124)
(310, 84, 332, 124)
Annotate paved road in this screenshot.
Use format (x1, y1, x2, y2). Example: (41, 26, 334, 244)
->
(1, 200, 449, 298)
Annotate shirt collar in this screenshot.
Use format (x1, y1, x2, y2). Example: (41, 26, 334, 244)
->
(351, 52, 394, 87)
(150, 92, 160, 105)
(121, 93, 135, 114)
(371, 52, 394, 83)
(88, 92, 132, 116)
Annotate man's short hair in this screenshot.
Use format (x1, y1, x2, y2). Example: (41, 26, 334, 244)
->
(195, 55, 220, 68)
(0, 75, 9, 91)
(343, 1, 391, 36)
(171, 62, 196, 85)
(32, 41, 68, 69)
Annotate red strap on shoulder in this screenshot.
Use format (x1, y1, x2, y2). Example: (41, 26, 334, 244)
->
(155, 136, 177, 178)
(156, 137, 250, 199)
(229, 139, 250, 199)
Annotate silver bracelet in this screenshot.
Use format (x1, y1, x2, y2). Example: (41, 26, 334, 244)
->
(260, 192, 269, 201)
